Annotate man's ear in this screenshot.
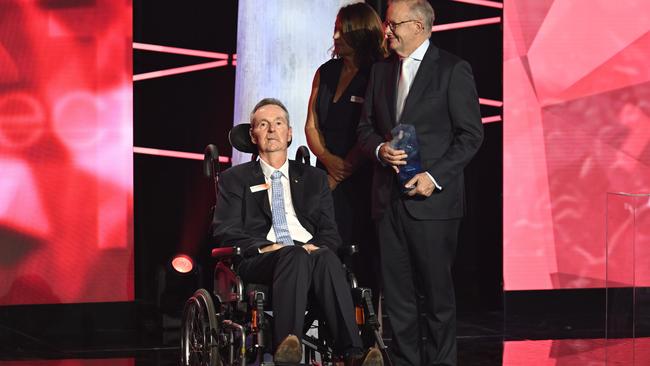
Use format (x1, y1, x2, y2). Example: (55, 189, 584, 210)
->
(249, 129, 257, 145)
(415, 20, 425, 34)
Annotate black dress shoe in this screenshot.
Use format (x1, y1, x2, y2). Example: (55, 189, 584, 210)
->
(274, 334, 302, 363)
(360, 347, 383, 366)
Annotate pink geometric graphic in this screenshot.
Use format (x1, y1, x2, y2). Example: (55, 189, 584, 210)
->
(504, 0, 650, 290)
(0, 0, 133, 305)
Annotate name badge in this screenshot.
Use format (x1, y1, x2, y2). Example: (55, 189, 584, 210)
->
(350, 95, 364, 103)
(250, 183, 269, 193)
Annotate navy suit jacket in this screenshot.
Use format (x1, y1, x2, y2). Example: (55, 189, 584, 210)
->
(212, 160, 342, 257)
(357, 43, 484, 220)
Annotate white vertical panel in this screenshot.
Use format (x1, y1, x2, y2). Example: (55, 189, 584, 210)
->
(232, 0, 359, 165)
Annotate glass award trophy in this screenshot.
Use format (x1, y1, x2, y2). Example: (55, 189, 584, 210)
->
(389, 124, 422, 192)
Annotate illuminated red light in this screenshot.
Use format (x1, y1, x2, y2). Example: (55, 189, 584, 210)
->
(451, 0, 503, 9)
(133, 60, 229, 81)
(171, 254, 194, 274)
(133, 42, 229, 59)
(432, 17, 501, 32)
(479, 98, 503, 107)
(133, 146, 230, 163)
(132, 42, 234, 81)
(481, 115, 502, 124)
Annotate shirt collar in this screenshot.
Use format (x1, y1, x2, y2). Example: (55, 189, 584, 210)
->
(259, 157, 289, 180)
(404, 38, 429, 62)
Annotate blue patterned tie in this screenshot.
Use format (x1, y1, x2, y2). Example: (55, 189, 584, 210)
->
(270, 170, 293, 245)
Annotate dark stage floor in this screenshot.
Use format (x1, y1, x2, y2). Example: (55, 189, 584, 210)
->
(2, 310, 648, 365)
(1, 338, 648, 365)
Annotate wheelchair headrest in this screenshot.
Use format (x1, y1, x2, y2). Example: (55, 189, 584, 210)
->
(228, 123, 257, 154)
(229, 123, 293, 154)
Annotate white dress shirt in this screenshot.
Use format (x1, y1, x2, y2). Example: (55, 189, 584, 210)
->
(396, 39, 429, 121)
(259, 158, 313, 243)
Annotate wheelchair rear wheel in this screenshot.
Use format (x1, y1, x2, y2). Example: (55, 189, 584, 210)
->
(181, 288, 220, 366)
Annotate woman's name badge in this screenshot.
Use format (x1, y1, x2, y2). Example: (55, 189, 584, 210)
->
(350, 95, 364, 103)
(250, 183, 269, 193)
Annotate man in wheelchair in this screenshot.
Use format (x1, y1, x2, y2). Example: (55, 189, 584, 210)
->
(212, 98, 382, 365)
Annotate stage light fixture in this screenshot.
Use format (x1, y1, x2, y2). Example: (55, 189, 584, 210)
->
(157, 254, 204, 344)
(171, 254, 194, 274)
(158, 254, 202, 319)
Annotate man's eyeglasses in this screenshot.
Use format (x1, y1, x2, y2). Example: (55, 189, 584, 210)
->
(383, 19, 419, 33)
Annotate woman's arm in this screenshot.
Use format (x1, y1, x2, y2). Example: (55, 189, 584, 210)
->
(304, 70, 352, 185)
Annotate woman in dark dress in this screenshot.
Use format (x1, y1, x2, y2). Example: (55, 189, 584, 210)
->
(304, 2, 386, 338)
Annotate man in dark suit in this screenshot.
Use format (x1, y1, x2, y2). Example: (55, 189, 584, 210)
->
(357, 1, 484, 365)
(212, 98, 382, 364)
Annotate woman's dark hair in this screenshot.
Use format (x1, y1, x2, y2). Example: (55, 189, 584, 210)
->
(333, 3, 387, 67)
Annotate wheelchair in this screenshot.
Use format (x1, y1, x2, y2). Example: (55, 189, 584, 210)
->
(180, 124, 388, 366)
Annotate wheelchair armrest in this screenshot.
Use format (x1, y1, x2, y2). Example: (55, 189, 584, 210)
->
(211, 246, 242, 260)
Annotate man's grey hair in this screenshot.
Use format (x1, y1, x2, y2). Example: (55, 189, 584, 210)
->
(249, 98, 291, 127)
(392, 0, 435, 30)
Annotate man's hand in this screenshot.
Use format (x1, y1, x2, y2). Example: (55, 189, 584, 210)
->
(302, 244, 320, 253)
(321, 154, 353, 182)
(327, 175, 339, 191)
(379, 144, 407, 172)
(405, 173, 435, 197)
(259, 243, 284, 253)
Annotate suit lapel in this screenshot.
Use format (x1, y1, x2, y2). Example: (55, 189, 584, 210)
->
(288, 161, 305, 217)
(401, 43, 440, 123)
(387, 54, 400, 126)
(249, 161, 272, 219)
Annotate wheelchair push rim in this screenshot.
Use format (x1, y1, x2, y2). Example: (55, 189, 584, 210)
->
(181, 288, 220, 366)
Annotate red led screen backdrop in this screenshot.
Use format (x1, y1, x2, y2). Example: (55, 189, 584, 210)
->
(0, 0, 133, 305)
(504, 0, 650, 290)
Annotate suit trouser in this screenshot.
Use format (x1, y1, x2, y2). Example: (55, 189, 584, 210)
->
(377, 199, 460, 366)
(237, 245, 362, 352)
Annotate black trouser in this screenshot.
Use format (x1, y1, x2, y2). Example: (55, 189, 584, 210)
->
(238, 245, 363, 353)
(377, 200, 460, 366)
